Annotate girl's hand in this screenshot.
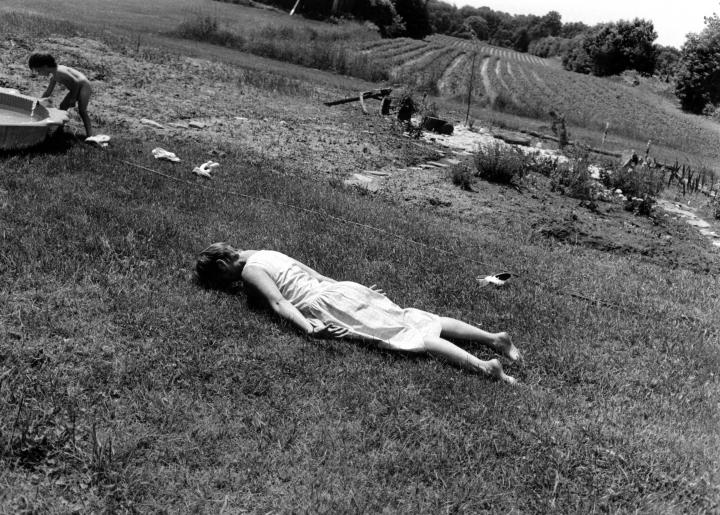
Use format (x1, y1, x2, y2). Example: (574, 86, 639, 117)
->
(369, 284, 385, 296)
(312, 323, 348, 339)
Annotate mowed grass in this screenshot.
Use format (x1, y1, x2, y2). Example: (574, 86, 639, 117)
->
(1, 128, 719, 511)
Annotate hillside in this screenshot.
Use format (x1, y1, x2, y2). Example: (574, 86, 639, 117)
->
(10, 0, 716, 171)
(360, 34, 720, 169)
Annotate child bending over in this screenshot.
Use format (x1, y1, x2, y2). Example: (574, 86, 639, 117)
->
(29, 53, 93, 138)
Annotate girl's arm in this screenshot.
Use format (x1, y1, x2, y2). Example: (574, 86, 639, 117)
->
(242, 265, 313, 333)
(241, 265, 346, 338)
(41, 76, 56, 99)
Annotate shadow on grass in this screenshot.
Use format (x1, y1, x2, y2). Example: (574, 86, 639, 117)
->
(0, 129, 77, 158)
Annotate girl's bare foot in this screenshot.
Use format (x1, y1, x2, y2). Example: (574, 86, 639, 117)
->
(485, 358, 517, 385)
(494, 332, 522, 363)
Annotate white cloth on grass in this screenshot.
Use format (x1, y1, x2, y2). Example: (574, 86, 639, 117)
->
(85, 134, 111, 147)
(245, 250, 440, 352)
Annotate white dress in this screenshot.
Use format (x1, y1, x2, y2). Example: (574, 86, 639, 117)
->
(245, 250, 441, 352)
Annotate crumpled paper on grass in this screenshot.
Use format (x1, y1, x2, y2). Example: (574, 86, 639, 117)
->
(152, 147, 180, 162)
(192, 160, 219, 179)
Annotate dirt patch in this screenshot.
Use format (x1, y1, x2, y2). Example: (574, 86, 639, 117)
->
(535, 208, 720, 273)
(1, 35, 435, 179)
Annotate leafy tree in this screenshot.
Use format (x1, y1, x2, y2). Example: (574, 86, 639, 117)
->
(529, 36, 573, 58)
(559, 21, 589, 38)
(512, 27, 530, 52)
(564, 19, 657, 76)
(528, 11, 562, 41)
(353, 0, 398, 34)
(475, 6, 504, 34)
(383, 14, 408, 37)
(427, 0, 461, 34)
(489, 24, 515, 48)
(675, 12, 720, 113)
(542, 11, 562, 36)
(464, 15, 489, 40)
(393, 0, 432, 38)
(654, 45, 681, 81)
(562, 35, 593, 73)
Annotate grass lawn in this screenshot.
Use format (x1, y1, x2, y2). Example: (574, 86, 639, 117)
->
(1, 6, 719, 513)
(2, 123, 719, 514)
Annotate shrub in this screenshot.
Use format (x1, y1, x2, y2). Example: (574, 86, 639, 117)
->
(176, 16, 218, 39)
(529, 36, 572, 58)
(562, 35, 593, 74)
(563, 19, 658, 76)
(549, 159, 597, 199)
(527, 154, 559, 176)
(171, 16, 390, 82)
(675, 13, 720, 113)
(601, 164, 665, 199)
(449, 162, 474, 191)
(474, 143, 530, 185)
(624, 195, 656, 216)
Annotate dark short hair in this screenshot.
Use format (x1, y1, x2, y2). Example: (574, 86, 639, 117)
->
(195, 242, 237, 288)
(28, 53, 57, 69)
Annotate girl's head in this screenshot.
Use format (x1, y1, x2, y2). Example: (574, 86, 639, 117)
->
(28, 53, 57, 74)
(195, 242, 241, 288)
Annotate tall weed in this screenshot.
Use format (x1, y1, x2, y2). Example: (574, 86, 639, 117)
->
(474, 142, 530, 185)
(550, 159, 597, 199)
(171, 15, 389, 82)
(0, 11, 82, 37)
(449, 162, 474, 190)
(601, 164, 665, 199)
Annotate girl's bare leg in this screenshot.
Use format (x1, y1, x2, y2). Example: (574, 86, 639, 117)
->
(77, 85, 93, 137)
(439, 317, 521, 362)
(423, 336, 516, 384)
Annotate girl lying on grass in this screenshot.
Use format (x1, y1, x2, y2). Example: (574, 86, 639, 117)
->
(196, 243, 521, 384)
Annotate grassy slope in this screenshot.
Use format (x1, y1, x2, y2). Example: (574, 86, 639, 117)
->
(1, 7, 720, 514)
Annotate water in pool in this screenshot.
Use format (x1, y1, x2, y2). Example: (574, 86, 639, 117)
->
(0, 107, 38, 124)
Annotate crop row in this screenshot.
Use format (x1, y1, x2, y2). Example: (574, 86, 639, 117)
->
(478, 58, 720, 158)
(427, 34, 550, 67)
(391, 46, 465, 95)
(361, 38, 425, 60)
(436, 52, 471, 97)
(381, 43, 445, 67)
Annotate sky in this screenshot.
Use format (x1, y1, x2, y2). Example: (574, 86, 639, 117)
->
(452, 0, 718, 48)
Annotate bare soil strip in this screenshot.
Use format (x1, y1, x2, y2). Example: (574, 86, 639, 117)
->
(480, 56, 496, 104)
(437, 52, 469, 96)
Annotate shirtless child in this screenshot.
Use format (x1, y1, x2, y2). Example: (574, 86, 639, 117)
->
(29, 53, 93, 138)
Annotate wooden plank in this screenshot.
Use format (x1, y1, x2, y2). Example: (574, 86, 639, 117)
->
(324, 88, 392, 106)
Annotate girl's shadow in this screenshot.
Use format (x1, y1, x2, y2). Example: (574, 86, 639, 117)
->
(0, 127, 77, 158)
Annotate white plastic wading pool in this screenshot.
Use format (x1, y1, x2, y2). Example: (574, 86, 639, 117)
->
(0, 87, 69, 150)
